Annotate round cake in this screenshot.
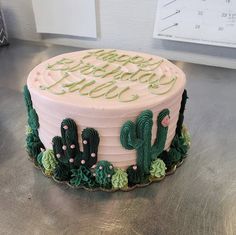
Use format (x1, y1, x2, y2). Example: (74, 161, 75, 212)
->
(24, 49, 190, 191)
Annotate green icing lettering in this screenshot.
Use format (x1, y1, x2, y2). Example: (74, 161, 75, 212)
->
(140, 60, 163, 71)
(79, 80, 96, 95)
(129, 55, 145, 64)
(118, 87, 139, 102)
(149, 76, 177, 95)
(93, 64, 109, 77)
(104, 85, 119, 99)
(138, 72, 155, 83)
(63, 79, 86, 93)
(102, 66, 122, 78)
(89, 81, 116, 98)
(120, 72, 133, 81)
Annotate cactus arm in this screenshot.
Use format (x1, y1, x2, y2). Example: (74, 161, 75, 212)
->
(120, 120, 143, 150)
(52, 136, 68, 163)
(136, 110, 153, 174)
(151, 109, 170, 160)
(61, 118, 82, 161)
(176, 90, 188, 136)
(81, 128, 100, 168)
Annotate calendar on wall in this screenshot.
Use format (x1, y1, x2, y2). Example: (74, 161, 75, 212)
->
(153, 0, 236, 48)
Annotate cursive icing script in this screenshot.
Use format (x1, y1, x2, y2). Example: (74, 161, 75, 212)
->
(38, 50, 178, 102)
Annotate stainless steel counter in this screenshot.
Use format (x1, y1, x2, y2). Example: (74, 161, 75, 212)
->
(0, 40, 236, 235)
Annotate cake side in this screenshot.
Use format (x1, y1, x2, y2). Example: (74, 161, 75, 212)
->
(27, 49, 186, 168)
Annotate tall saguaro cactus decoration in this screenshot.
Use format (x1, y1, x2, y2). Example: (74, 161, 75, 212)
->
(120, 109, 170, 174)
(23, 85, 44, 157)
(176, 90, 188, 136)
(52, 118, 100, 169)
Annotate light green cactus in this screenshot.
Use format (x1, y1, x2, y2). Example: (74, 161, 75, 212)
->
(150, 159, 166, 178)
(41, 149, 57, 175)
(111, 168, 128, 189)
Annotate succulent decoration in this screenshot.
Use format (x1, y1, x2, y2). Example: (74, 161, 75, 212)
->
(23, 85, 44, 158)
(70, 166, 96, 188)
(111, 168, 128, 189)
(41, 149, 57, 175)
(120, 109, 170, 175)
(94, 160, 115, 189)
(126, 165, 145, 186)
(150, 159, 166, 178)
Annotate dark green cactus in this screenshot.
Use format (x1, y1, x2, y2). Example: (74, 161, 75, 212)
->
(70, 166, 96, 188)
(94, 160, 114, 189)
(52, 118, 100, 170)
(120, 109, 170, 175)
(176, 89, 188, 136)
(126, 165, 145, 186)
(160, 132, 189, 169)
(23, 85, 44, 158)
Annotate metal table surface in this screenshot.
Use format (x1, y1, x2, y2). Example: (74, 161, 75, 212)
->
(0, 40, 236, 235)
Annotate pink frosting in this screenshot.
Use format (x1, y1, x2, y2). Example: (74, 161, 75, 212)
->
(27, 49, 186, 169)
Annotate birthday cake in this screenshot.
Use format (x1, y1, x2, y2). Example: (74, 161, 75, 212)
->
(23, 49, 190, 191)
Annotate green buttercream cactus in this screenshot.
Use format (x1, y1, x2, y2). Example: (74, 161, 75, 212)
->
(23, 85, 44, 158)
(94, 161, 114, 189)
(150, 159, 166, 178)
(52, 118, 100, 170)
(160, 127, 190, 168)
(126, 165, 145, 186)
(41, 149, 57, 175)
(37, 151, 44, 167)
(70, 166, 95, 188)
(120, 109, 170, 175)
(176, 90, 188, 137)
(53, 161, 71, 181)
(181, 126, 191, 148)
(111, 168, 128, 189)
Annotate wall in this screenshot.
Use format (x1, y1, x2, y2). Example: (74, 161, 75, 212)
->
(1, 0, 236, 69)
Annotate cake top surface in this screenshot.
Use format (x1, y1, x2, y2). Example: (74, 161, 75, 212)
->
(27, 49, 186, 110)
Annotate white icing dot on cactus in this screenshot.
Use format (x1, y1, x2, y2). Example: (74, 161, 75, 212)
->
(63, 125, 68, 130)
(133, 165, 137, 170)
(109, 165, 113, 169)
(91, 164, 96, 169)
(93, 173, 96, 177)
(81, 160, 85, 164)
(70, 144, 75, 149)
(91, 153, 96, 157)
(62, 145, 67, 150)
(83, 140, 88, 145)
(69, 158, 74, 163)
(56, 154, 60, 158)
(40, 148, 45, 152)
(99, 166, 103, 170)
(107, 174, 111, 178)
